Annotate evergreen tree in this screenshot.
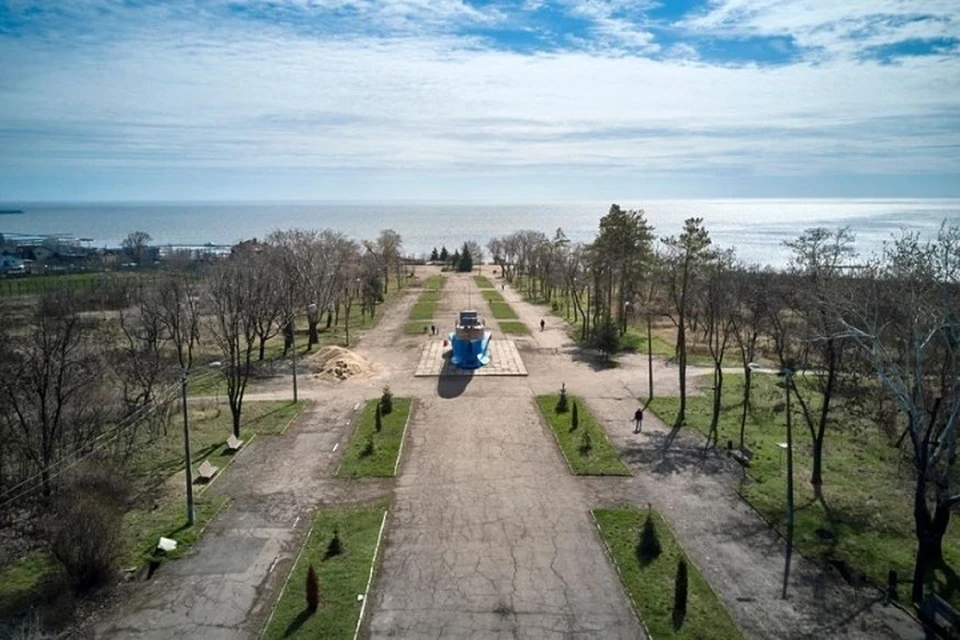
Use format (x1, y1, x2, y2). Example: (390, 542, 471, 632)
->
(375, 402, 383, 432)
(306, 565, 320, 612)
(673, 558, 689, 629)
(430, 247, 439, 262)
(457, 242, 473, 273)
(571, 401, 579, 430)
(439, 246, 449, 262)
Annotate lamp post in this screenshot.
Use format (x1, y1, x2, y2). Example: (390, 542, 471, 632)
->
(779, 366, 795, 599)
(181, 369, 195, 526)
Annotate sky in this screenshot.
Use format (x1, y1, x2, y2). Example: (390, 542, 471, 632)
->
(1, 0, 959, 201)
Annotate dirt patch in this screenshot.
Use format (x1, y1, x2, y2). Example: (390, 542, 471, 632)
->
(308, 346, 375, 381)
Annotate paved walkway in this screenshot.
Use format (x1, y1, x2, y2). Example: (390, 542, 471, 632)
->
(414, 339, 527, 376)
(367, 393, 640, 638)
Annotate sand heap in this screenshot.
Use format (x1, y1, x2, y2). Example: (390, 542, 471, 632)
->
(309, 346, 374, 380)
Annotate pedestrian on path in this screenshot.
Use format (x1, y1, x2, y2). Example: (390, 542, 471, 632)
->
(430, 323, 436, 336)
(633, 407, 644, 434)
(540, 318, 545, 331)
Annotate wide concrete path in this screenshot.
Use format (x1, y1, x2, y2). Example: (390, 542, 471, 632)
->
(367, 392, 641, 638)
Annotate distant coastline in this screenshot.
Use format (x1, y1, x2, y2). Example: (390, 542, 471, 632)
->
(0, 209, 24, 214)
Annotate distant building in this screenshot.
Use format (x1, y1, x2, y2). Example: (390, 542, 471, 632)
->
(0, 255, 26, 277)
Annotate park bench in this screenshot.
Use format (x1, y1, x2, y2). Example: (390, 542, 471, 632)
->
(727, 443, 753, 468)
(225, 434, 244, 453)
(196, 459, 219, 482)
(920, 594, 960, 637)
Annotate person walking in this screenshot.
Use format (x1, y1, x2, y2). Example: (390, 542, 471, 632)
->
(540, 318, 545, 332)
(430, 323, 436, 336)
(633, 406, 644, 434)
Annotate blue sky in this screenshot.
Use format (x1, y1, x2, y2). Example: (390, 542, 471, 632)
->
(1, 0, 959, 201)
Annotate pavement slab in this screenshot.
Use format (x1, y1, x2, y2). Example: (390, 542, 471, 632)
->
(414, 339, 528, 377)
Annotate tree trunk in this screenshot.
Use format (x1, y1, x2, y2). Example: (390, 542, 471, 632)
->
(232, 407, 241, 439)
(308, 319, 319, 348)
(676, 317, 687, 427)
(258, 336, 266, 361)
(709, 365, 723, 445)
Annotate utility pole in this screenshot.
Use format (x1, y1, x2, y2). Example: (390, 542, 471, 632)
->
(782, 367, 795, 599)
(646, 311, 654, 401)
(181, 369, 195, 526)
(291, 321, 299, 403)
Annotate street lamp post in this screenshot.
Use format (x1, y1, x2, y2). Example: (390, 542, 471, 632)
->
(780, 366, 795, 599)
(180, 369, 195, 526)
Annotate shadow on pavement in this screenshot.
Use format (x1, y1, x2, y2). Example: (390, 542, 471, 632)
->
(619, 430, 730, 477)
(437, 354, 474, 398)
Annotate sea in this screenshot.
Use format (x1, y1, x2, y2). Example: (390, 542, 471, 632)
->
(1, 199, 957, 269)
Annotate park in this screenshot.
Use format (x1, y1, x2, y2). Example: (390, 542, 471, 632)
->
(0, 215, 958, 639)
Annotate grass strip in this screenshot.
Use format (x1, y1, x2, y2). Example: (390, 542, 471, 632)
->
(337, 398, 413, 477)
(424, 275, 444, 290)
(594, 507, 743, 639)
(536, 395, 629, 476)
(473, 275, 494, 289)
(481, 290, 505, 303)
(408, 300, 438, 321)
(489, 301, 519, 320)
(499, 321, 530, 335)
(262, 504, 387, 640)
(404, 321, 431, 335)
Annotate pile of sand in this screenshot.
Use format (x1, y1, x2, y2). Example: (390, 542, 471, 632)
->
(309, 346, 375, 380)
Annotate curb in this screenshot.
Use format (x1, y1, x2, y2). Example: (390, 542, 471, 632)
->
(393, 400, 415, 477)
(354, 508, 389, 640)
(589, 509, 654, 639)
(259, 520, 315, 640)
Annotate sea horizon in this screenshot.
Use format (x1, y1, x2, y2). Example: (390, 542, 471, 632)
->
(2, 198, 958, 269)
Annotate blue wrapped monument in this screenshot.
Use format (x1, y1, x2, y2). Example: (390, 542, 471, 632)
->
(449, 310, 492, 369)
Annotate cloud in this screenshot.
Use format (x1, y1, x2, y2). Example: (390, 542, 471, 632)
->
(680, 0, 960, 60)
(0, 0, 958, 198)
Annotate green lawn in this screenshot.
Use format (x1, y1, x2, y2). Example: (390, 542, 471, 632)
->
(0, 271, 147, 297)
(124, 400, 304, 566)
(499, 321, 530, 335)
(473, 275, 494, 289)
(408, 300, 439, 321)
(648, 374, 960, 606)
(337, 398, 413, 477)
(404, 321, 432, 335)
(262, 505, 387, 640)
(481, 289, 505, 303)
(594, 507, 743, 639)
(488, 301, 519, 320)
(536, 395, 629, 476)
(424, 275, 445, 291)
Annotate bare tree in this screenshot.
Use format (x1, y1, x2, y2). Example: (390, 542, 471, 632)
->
(122, 230, 153, 265)
(206, 258, 262, 438)
(699, 249, 736, 446)
(840, 223, 960, 604)
(0, 294, 104, 497)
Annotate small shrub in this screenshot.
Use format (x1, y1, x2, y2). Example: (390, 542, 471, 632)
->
(673, 558, 688, 630)
(375, 403, 383, 432)
(556, 388, 569, 413)
(380, 387, 393, 415)
(324, 527, 343, 560)
(637, 510, 662, 564)
(579, 430, 592, 456)
(306, 565, 320, 613)
(594, 319, 621, 357)
(570, 401, 579, 431)
(360, 434, 374, 458)
(50, 462, 128, 595)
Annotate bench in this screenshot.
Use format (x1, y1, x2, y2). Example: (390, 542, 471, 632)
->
(920, 594, 960, 636)
(225, 434, 244, 453)
(727, 442, 753, 467)
(196, 459, 219, 482)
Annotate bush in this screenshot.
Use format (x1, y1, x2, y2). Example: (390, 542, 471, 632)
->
(571, 401, 579, 431)
(324, 527, 343, 560)
(556, 387, 569, 413)
(306, 565, 320, 613)
(594, 319, 621, 357)
(637, 510, 662, 564)
(50, 462, 128, 595)
(375, 403, 382, 432)
(380, 387, 393, 415)
(360, 434, 374, 458)
(673, 558, 688, 630)
(579, 430, 592, 456)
